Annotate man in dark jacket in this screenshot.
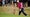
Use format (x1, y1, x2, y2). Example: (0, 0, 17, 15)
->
(28, 0, 30, 7)
(19, 0, 27, 4)
(0, 0, 2, 6)
(8, 0, 10, 3)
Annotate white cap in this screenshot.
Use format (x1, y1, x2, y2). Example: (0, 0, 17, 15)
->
(17, 0, 19, 2)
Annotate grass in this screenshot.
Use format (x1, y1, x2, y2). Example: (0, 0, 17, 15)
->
(0, 6, 30, 17)
(0, 12, 30, 17)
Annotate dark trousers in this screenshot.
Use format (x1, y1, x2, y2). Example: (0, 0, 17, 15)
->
(8, 0, 10, 3)
(28, 1, 30, 7)
(0, 2, 2, 6)
(19, 8, 27, 16)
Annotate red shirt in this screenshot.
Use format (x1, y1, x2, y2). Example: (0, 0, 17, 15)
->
(17, 2, 23, 9)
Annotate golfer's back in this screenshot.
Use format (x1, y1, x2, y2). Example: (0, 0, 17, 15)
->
(17, 2, 21, 9)
(17, 2, 23, 9)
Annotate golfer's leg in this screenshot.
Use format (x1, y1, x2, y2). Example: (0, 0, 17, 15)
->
(19, 11, 21, 15)
(21, 8, 27, 16)
(19, 9, 21, 15)
(22, 11, 27, 16)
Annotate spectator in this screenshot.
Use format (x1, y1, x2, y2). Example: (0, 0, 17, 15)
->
(2, 0, 5, 6)
(5, 0, 8, 4)
(13, 0, 17, 6)
(8, 0, 10, 3)
(0, 0, 2, 6)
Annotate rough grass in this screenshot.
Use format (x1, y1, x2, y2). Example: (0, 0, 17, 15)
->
(0, 6, 30, 17)
(0, 12, 30, 17)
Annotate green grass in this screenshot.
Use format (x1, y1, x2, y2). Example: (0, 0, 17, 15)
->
(0, 7, 30, 17)
(0, 12, 30, 17)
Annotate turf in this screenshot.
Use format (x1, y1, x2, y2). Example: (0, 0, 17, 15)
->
(0, 6, 30, 17)
(0, 12, 30, 17)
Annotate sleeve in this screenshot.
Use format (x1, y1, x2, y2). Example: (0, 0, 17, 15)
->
(21, 2, 23, 8)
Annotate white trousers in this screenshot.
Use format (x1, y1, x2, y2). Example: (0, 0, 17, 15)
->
(2, 1, 5, 5)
